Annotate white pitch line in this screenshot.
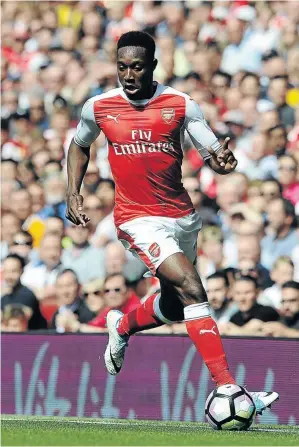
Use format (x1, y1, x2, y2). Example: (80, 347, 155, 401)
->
(1, 418, 298, 433)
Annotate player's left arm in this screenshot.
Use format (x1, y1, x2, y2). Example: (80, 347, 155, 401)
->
(184, 98, 237, 175)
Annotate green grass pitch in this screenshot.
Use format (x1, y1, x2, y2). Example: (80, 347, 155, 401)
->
(1, 416, 299, 446)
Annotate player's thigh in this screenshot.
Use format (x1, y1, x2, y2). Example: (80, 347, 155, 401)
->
(117, 216, 183, 276)
(157, 251, 207, 304)
(175, 211, 202, 265)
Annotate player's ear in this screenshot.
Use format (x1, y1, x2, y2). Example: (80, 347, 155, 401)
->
(153, 59, 158, 71)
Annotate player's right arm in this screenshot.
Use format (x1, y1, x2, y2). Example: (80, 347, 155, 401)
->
(66, 98, 101, 226)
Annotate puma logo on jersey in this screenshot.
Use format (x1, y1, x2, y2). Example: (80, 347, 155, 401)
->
(107, 114, 120, 123)
(199, 326, 217, 336)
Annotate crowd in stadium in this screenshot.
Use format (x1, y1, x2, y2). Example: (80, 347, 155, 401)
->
(1, 0, 299, 337)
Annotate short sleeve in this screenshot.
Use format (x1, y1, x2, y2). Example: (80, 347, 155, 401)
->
(184, 97, 221, 160)
(74, 98, 101, 147)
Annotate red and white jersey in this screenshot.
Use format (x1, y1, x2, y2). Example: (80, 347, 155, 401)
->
(74, 83, 221, 227)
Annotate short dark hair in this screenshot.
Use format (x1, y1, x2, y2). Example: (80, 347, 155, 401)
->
(212, 70, 232, 86)
(56, 268, 79, 283)
(5, 253, 25, 270)
(240, 71, 260, 84)
(13, 230, 33, 244)
(117, 31, 156, 60)
(104, 272, 130, 288)
(235, 274, 258, 289)
(269, 75, 288, 83)
(267, 124, 287, 138)
(282, 280, 299, 291)
(263, 178, 283, 194)
(207, 271, 229, 287)
(278, 153, 298, 166)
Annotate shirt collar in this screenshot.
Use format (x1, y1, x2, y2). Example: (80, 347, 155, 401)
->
(119, 82, 163, 106)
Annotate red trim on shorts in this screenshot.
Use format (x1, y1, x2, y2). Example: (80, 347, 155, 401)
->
(117, 228, 156, 275)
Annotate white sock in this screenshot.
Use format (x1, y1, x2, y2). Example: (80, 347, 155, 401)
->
(184, 302, 211, 321)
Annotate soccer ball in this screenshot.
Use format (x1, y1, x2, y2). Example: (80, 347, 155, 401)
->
(205, 384, 256, 430)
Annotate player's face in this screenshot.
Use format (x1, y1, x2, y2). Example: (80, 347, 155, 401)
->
(117, 46, 157, 100)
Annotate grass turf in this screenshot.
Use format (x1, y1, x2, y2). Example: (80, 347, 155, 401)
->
(1, 416, 299, 446)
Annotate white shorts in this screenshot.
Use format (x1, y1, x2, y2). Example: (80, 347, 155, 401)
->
(117, 211, 202, 277)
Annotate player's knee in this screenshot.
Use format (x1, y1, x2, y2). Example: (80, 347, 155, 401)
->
(176, 274, 208, 305)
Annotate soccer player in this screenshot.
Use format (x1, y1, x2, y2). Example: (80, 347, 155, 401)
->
(66, 31, 278, 414)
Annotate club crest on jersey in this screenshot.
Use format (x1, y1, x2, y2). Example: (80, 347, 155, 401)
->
(149, 242, 161, 258)
(161, 108, 175, 124)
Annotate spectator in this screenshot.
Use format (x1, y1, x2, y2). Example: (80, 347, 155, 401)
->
(27, 182, 48, 215)
(183, 176, 217, 225)
(9, 230, 33, 264)
(260, 178, 283, 202)
(221, 276, 280, 335)
(211, 70, 231, 114)
(43, 159, 63, 178)
(1, 304, 30, 332)
(10, 189, 32, 223)
(1, 213, 21, 261)
(83, 194, 104, 236)
(220, 19, 253, 75)
(235, 235, 272, 290)
(1, 158, 18, 181)
(237, 133, 278, 180)
(88, 273, 141, 329)
(261, 198, 297, 269)
(62, 224, 105, 284)
(44, 216, 65, 239)
(206, 271, 237, 324)
(268, 76, 295, 128)
(104, 241, 146, 282)
(1, 254, 47, 330)
(259, 281, 299, 337)
(21, 234, 64, 299)
(259, 109, 280, 133)
(51, 269, 95, 332)
(82, 161, 101, 194)
(42, 173, 67, 222)
(267, 124, 288, 157)
(91, 179, 117, 247)
(29, 95, 49, 131)
(197, 226, 227, 281)
(239, 72, 260, 100)
(129, 276, 157, 302)
(82, 277, 105, 315)
(280, 281, 299, 330)
(278, 154, 299, 206)
(216, 178, 243, 237)
(259, 256, 294, 309)
(1, 181, 20, 215)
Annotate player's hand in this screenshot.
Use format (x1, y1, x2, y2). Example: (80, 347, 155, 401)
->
(208, 138, 238, 173)
(66, 193, 90, 227)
